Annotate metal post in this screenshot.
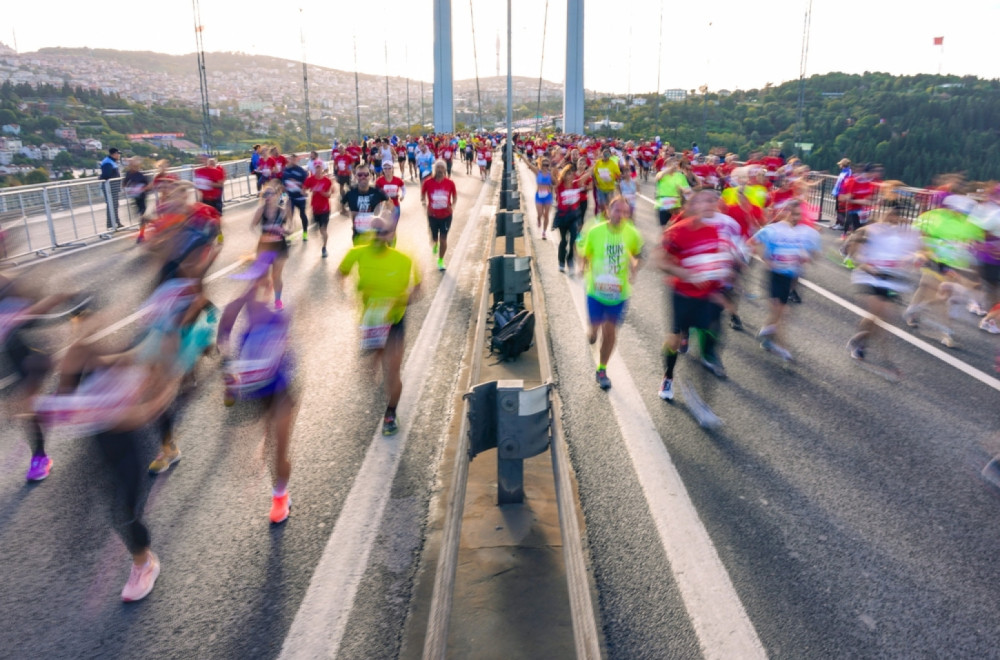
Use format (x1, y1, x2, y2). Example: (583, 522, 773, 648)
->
(432, 0, 454, 133)
(85, 185, 99, 236)
(354, 38, 362, 142)
(17, 193, 34, 253)
(818, 177, 827, 223)
(498, 457, 524, 505)
(563, 0, 585, 135)
(300, 8, 312, 145)
(406, 47, 411, 131)
(67, 186, 80, 240)
(384, 42, 391, 136)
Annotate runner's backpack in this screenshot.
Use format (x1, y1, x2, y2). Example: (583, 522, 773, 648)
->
(491, 309, 534, 361)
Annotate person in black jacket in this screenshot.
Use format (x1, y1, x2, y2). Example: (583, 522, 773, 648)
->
(99, 147, 123, 230)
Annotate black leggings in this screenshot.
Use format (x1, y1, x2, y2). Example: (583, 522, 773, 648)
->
(95, 429, 151, 555)
(556, 211, 580, 267)
(288, 196, 308, 232)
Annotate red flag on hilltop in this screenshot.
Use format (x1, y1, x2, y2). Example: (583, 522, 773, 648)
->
(934, 36, 944, 45)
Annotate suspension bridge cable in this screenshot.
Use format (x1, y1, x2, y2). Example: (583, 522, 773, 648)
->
(535, 0, 550, 133)
(469, 0, 485, 132)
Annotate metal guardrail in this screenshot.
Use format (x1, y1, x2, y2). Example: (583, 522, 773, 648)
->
(0, 150, 333, 264)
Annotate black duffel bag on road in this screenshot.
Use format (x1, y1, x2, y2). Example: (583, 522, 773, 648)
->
(491, 308, 535, 361)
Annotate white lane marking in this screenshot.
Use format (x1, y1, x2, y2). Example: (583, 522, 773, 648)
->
(278, 177, 494, 660)
(563, 278, 766, 659)
(638, 192, 1000, 393)
(797, 277, 1000, 392)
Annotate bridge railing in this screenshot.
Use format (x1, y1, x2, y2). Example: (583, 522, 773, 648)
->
(0, 150, 333, 265)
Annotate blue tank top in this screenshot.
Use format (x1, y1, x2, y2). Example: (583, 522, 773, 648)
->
(536, 171, 554, 202)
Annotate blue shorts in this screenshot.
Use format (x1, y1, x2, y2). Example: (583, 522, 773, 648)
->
(595, 189, 613, 207)
(535, 193, 553, 206)
(587, 295, 627, 326)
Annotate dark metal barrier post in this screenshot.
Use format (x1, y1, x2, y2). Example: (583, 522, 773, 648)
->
(467, 380, 552, 505)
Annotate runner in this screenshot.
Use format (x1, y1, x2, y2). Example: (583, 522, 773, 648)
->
(0, 276, 83, 482)
(654, 158, 692, 226)
(750, 199, 821, 361)
(658, 191, 740, 401)
(523, 155, 555, 240)
(476, 141, 489, 180)
(305, 165, 334, 257)
(217, 252, 297, 523)
(193, 155, 226, 244)
(341, 162, 390, 244)
(281, 153, 310, 241)
(333, 145, 355, 198)
(553, 163, 589, 272)
(38, 319, 183, 601)
(251, 180, 292, 310)
(123, 157, 152, 243)
(844, 205, 923, 373)
(406, 135, 419, 181)
(375, 161, 406, 226)
(902, 194, 983, 347)
(464, 139, 474, 175)
(440, 140, 455, 177)
(416, 140, 436, 181)
(420, 159, 458, 271)
(578, 195, 645, 390)
(337, 217, 422, 436)
(592, 148, 621, 216)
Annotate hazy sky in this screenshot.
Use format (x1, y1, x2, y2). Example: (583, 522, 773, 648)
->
(6, 0, 1000, 93)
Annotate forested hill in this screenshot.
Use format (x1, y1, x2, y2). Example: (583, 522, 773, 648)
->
(619, 72, 1000, 187)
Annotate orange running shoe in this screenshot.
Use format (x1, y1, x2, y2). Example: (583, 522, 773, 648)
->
(269, 492, 290, 524)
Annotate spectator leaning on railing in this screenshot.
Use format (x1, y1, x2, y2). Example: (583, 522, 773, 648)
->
(99, 147, 123, 230)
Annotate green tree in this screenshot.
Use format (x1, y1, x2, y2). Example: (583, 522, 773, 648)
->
(24, 168, 50, 184)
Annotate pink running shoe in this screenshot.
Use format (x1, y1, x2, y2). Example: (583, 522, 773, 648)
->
(26, 455, 52, 482)
(121, 552, 161, 602)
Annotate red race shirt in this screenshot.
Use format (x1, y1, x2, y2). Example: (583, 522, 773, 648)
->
(305, 174, 332, 213)
(421, 177, 457, 219)
(376, 175, 406, 207)
(555, 181, 582, 212)
(662, 217, 734, 299)
(720, 202, 765, 239)
(193, 165, 225, 201)
(762, 155, 785, 172)
(841, 176, 877, 211)
(333, 154, 354, 176)
(440, 146, 453, 161)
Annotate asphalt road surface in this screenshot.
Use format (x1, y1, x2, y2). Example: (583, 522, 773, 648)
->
(2, 160, 1000, 659)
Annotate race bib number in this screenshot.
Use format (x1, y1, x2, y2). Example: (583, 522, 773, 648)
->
(360, 301, 392, 351)
(599, 169, 612, 181)
(125, 184, 144, 199)
(431, 191, 450, 210)
(561, 189, 580, 206)
(194, 176, 212, 191)
(538, 185, 551, 196)
(383, 184, 399, 199)
(658, 196, 679, 210)
(355, 213, 375, 233)
(595, 274, 623, 302)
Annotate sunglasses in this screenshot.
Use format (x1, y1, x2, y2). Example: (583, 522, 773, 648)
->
(356, 173, 370, 178)
(263, 192, 276, 198)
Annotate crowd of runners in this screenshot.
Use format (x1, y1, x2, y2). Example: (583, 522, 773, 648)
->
(510, 133, 1000, 406)
(4, 126, 1000, 604)
(0, 131, 500, 602)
